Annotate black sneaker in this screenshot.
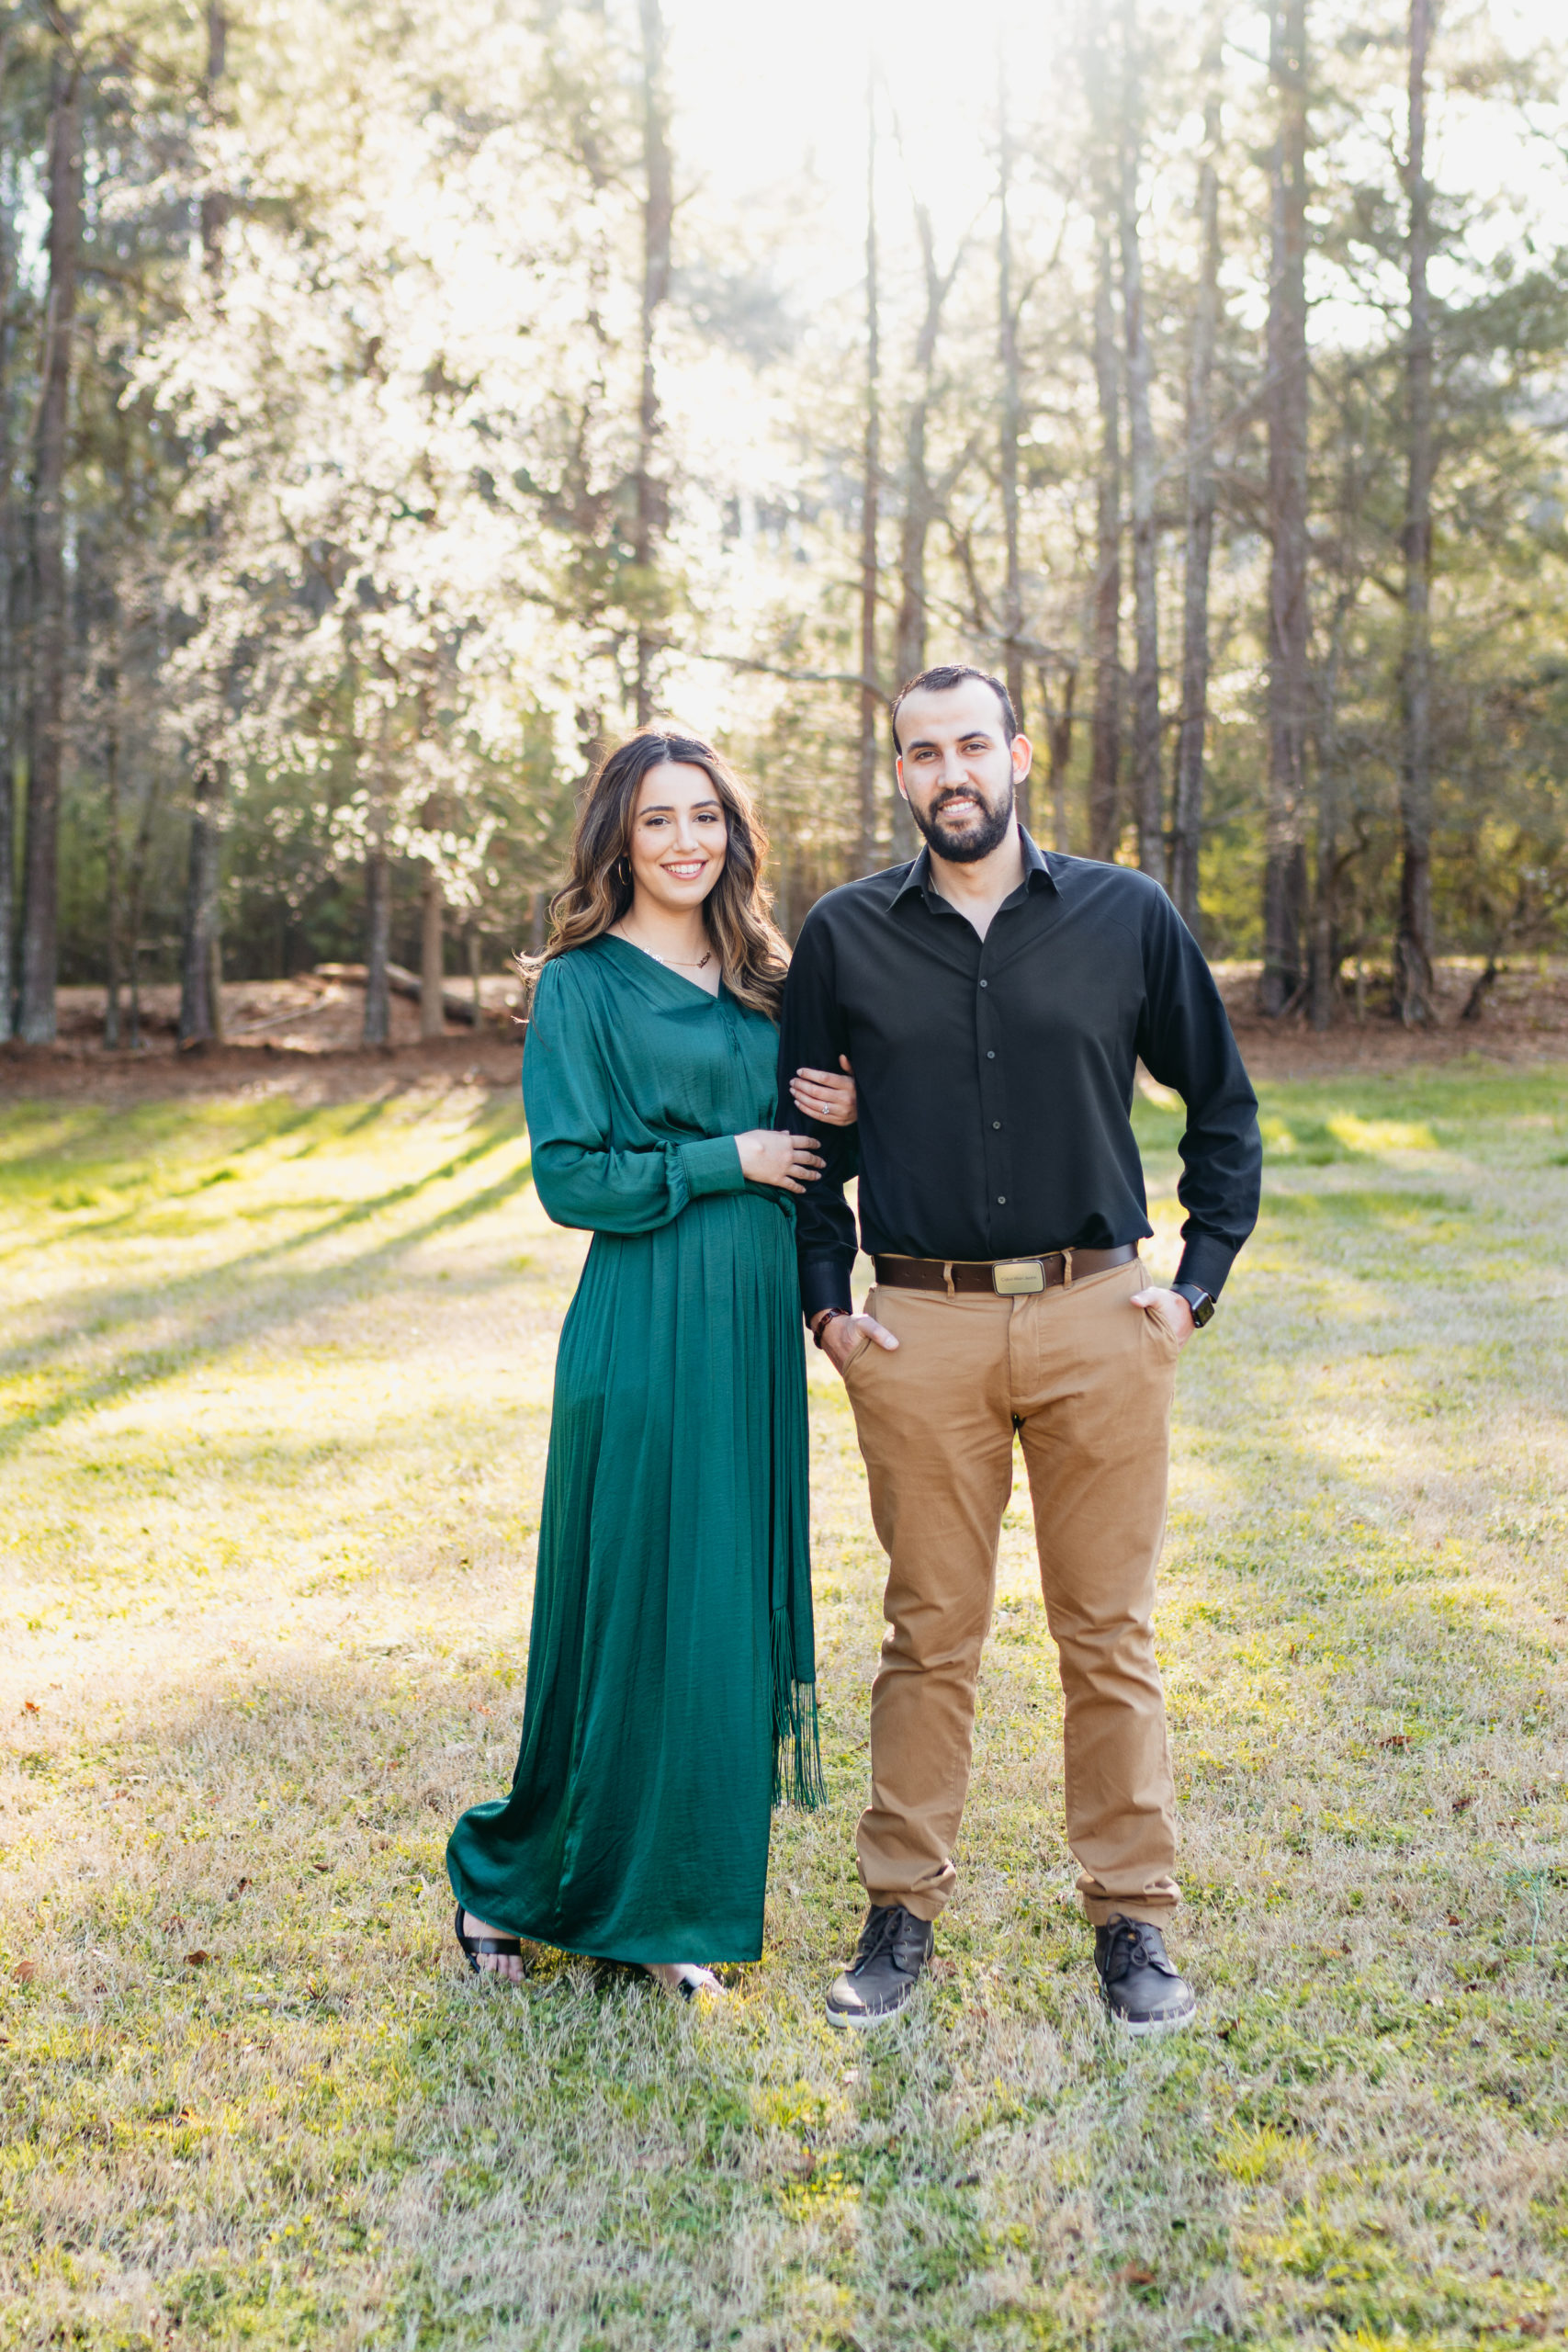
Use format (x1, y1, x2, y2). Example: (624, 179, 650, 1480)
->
(825, 1903, 934, 2029)
(1094, 1914, 1197, 2034)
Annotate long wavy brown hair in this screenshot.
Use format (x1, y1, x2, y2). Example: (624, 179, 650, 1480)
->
(530, 727, 790, 1019)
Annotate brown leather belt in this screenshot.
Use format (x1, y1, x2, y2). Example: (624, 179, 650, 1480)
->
(872, 1243, 1138, 1297)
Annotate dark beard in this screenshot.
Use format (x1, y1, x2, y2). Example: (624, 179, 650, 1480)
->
(910, 783, 1015, 864)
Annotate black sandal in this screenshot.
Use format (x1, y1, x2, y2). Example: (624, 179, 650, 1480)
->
(454, 1902, 524, 1976)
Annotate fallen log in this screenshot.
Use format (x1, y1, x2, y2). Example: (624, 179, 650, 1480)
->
(315, 961, 486, 1026)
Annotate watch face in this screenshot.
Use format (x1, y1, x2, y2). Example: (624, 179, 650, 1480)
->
(1190, 1290, 1216, 1327)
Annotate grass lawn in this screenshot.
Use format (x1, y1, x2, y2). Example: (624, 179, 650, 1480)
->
(2, 1060, 1566, 2350)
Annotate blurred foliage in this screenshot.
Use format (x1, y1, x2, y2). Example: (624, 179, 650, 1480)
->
(0, 0, 1564, 994)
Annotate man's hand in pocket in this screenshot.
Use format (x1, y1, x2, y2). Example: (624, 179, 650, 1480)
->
(818, 1310, 899, 1376)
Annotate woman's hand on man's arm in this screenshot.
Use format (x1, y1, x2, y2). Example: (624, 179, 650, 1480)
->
(736, 1130, 825, 1194)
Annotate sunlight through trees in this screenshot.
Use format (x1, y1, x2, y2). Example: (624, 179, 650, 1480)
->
(0, 0, 1564, 1041)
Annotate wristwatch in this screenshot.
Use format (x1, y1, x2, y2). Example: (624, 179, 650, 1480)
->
(1169, 1283, 1215, 1329)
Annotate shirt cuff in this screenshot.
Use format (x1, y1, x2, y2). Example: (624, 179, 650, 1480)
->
(677, 1136, 746, 1199)
(798, 1254, 854, 1323)
(1174, 1232, 1238, 1301)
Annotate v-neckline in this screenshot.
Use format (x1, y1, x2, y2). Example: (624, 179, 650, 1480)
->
(599, 930, 726, 1004)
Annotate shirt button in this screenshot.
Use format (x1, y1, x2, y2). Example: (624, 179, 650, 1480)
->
(992, 1120, 1001, 1130)
(987, 1050, 996, 1059)
(979, 978, 988, 989)
(998, 1194, 1007, 1204)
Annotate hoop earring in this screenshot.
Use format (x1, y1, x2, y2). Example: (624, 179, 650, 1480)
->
(616, 854, 631, 888)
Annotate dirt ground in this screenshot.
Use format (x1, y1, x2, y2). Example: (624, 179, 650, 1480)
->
(0, 972, 528, 1104)
(1216, 954, 1568, 1080)
(2, 956, 1564, 1103)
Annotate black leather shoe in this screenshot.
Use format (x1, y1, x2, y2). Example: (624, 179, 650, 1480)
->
(1094, 1914, 1197, 2034)
(825, 1903, 934, 2029)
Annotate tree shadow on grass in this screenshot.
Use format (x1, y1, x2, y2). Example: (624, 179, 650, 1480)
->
(0, 1147, 536, 1459)
(0, 1093, 340, 1196)
(2, 1094, 526, 1353)
(2, 1092, 524, 1250)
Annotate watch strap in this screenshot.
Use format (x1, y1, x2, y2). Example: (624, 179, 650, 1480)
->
(1170, 1282, 1215, 1328)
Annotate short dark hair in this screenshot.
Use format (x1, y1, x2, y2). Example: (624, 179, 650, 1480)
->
(889, 663, 1018, 754)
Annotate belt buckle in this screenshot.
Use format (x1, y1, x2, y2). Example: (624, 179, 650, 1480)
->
(992, 1256, 1045, 1295)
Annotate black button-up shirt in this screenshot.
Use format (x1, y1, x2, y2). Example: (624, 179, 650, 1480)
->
(777, 831, 1261, 1321)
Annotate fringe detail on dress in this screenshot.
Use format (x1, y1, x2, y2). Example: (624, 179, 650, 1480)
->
(771, 1607, 827, 1810)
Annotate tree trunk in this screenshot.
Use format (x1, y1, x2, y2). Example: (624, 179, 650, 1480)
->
(856, 61, 881, 876)
(1089, 226, 1122, 863)
(891, 463, 929, 865)
(1118, 0, 1163, 888)
(467, 923, 482, 1026)
(891, 201, 958, 859)
(1, 747, 12, 1035)
(0, 691, 9, 1041)
(1396, 0, 1436, 1026)
(17, 47, 82, 1045)
(125, 769, 160, 1050)
(179, 773, 224, 1046)
(0, 25, 14, 1045)
(1171, 13, 1222, 940)
(529, 887, 547, 956)
(893, 397, 930, 697)
(1309, 792, 1337, 1030)
(420, 861, 444, 1039)
(363, 827, 391, 1048)
(1260, 0, 1311, 1015)
(997, 66, 1028, 828)
(633, 0, 672, 726)
(177, 6, 231, 1050)
(1310, 599, 1352, 1031)
(199, 4, 228, 257)
(1039, 661, 1076, 853)
(104, 633, 122, 1047)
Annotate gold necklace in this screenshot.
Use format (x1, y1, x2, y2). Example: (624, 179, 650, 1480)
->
(615, 925, 712, 970)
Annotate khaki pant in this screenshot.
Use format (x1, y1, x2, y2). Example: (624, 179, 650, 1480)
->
(841, 1256, 1180, 1928)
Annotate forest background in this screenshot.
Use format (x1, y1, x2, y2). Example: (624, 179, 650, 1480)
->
(0, 0, 1566, 1056)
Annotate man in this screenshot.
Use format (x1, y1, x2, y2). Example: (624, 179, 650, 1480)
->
(778, 663, 1260, 2033)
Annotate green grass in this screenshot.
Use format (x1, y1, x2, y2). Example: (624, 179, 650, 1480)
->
(2, 1060, 1566, 2348)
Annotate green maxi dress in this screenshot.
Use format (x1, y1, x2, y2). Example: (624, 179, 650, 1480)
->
(446, 934, 823, 1965)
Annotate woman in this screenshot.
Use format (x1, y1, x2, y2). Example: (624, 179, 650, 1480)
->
(446, 727, 855, 1997)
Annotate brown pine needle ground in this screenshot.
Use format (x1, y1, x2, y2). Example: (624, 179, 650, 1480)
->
(2, 1062, 1566, 2349)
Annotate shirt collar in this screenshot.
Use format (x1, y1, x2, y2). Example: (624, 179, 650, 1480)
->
(892, 826, 1059, 906)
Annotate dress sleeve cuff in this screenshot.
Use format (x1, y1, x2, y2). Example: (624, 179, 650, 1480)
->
(677, 1135, 747, 1198)
(1175, 1232, 1238, 1301)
